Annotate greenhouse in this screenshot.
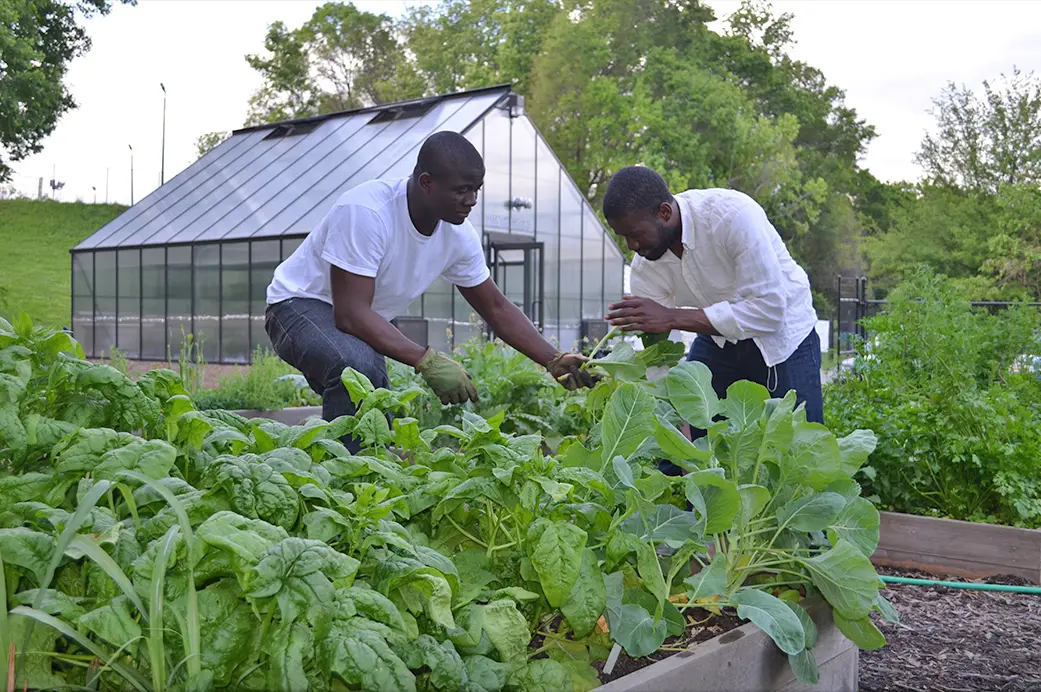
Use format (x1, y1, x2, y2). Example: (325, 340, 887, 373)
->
(69, 85, 626, 364)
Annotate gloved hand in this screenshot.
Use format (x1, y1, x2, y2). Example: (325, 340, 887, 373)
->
(415, 348, 479, 405)
(547, 352, 600, 390)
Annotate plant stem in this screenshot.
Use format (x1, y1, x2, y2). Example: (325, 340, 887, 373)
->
(446, 515, 488, 548)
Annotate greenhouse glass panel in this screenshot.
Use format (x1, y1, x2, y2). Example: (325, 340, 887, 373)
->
(535, 142, 560, 346)
(250, 240, 281, 353)
(167, 246, 192, 358)
(213, 116, 373, 242)
(509, 117, 536, 236)
(464, 120, 484, 234)
(76, 131, 264, 249)
(117, 249, 141, 358)
(559, 185, 583, 350)
(281, 237, 304, 261)
(192, 245, 221, 362)
(72, 253, 94, 356)
(94, 251, 116, 356)
(102, 131, 276, 248)
(286, 92, 506, 238)
(141, 248, 166, 359)
(603, 238, 624, 314)
(481, 106, 511, 235)
(221, 242, 250, 363)
(154, 136, 304, 246)
(453, 288, 482, 347)
(582, 210, 604, 319)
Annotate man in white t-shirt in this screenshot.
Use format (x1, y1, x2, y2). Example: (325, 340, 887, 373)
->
(265, 132, 593, 450)
(600, 166, 822, 467)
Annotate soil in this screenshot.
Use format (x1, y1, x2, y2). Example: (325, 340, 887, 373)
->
(860, 566, 1041, 692)
(590, 606, 745, 684)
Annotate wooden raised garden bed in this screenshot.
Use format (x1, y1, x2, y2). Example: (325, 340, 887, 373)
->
(231, 405, 323, 426)
(595, 598, 856, 692)
(872, 511, 1041, 583)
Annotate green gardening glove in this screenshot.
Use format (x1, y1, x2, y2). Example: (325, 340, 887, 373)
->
(415, 348, 479, 405)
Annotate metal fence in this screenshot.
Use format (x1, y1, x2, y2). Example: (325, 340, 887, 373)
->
(832, 274, 1041, 357)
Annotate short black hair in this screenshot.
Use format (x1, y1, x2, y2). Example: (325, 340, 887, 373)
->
(413, 131, 484, 180)
(601, 165, 673, 221)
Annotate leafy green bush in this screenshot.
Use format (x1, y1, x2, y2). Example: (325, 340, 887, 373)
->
(825, 267, 1041, 526)
(192, 346, 320, 411)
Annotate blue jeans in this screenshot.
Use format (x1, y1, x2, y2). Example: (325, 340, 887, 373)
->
(660, 328, 823, 476)
(264, 297, 389, 453)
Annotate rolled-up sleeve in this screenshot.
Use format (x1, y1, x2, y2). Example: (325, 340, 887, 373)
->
(702, 203, 786, 340)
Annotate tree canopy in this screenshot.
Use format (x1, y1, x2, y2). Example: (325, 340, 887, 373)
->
(0, 0, 136, 182)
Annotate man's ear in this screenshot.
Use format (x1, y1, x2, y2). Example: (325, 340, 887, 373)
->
(658, 200, 674, 223)
(417, 172, 433, 192)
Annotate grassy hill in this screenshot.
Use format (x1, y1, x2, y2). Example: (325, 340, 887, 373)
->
(0, 198, 126, 327)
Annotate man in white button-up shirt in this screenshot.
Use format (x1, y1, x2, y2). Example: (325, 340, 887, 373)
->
(602, 166, 822, 458)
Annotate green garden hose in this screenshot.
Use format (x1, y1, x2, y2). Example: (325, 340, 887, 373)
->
(880, 575, 1041, 594)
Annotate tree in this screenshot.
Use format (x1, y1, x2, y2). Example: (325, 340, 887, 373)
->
(194, 131, 230, 159)
(915, 66, 1041, 193)
(0, 0, 136, 182)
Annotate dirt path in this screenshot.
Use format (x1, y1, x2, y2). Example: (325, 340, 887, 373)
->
(860, 567, 1041, 692)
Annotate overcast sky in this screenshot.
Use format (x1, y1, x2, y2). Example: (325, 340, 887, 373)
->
(8, 0, 1041, 206)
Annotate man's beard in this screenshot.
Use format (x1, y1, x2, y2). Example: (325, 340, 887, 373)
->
(641, 221, 681, 261)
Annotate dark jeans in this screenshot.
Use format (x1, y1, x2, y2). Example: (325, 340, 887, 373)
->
(661, 328, 823, 476)
(264, 297, 389, 454)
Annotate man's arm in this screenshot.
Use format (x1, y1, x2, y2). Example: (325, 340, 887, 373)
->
(330, 267, 428, 367)
(457, 279, 558, 366)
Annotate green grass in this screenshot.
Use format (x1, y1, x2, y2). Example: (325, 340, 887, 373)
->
(0, 199, 127, 327)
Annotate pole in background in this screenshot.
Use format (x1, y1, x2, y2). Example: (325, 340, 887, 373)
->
(160, 83, 166, 185)
(92, 186, 97, 204)
(128, 144, 134, 205)
(105, 168, 109, 203)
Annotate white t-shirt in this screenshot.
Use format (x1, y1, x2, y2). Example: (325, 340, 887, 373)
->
(266, 177, 490, 321)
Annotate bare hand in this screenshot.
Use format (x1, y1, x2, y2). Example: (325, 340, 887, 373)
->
(606, 296, 674, 333)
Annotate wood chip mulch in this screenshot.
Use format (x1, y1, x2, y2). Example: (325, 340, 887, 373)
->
(860, 566, 1041, 692)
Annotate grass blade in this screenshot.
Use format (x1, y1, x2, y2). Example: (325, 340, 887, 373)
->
(8, 607, 151, 692)
(66, 535, 148, 621)
(117, 472, 200, 678)
(149, 525, 180, 692)
(24, 480, 115, 674)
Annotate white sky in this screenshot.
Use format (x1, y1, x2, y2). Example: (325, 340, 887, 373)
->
(8, 0, 1041, 206)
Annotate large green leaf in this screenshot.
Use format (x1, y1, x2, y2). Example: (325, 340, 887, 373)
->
(478, 599, 530, 664)
(653, 417, 712, 464)
(685, 471, 739, 534)
(722, 380, 769, 428)
(737, 484, 771, 527)
(587, 342, 647, 381)
(777, 492, 845, 532)
(665, 361, 720, 429)
(634, 542, 668, 615)
(508, 659, 573, 692)
(619, 505, 704, 544)
(206, 455, 299, 530)
(78, 595, 142, 649)
(611, 603, 668, 658)
(837, 429, 877, 476)
(196, 581, 259, 687)
(600, 383, 656, 467)
(0, 528, 54, 585)
(527, 519, 587, 608)
(802, 540, 880, 619)
(683, 552, 727, 602)
(833, 610, 886, 650)
(783, 423, 844, 491)
(341, 367, 376, 406)
(318, 616, 415, 692)
(732, 589, 805, 655)
(789, 649, 819, 685)
(406, 635, 465, 690)
(560, 549, 607, 637)
(827, 497, 881, 557)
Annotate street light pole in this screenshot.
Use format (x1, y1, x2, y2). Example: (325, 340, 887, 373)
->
(92, 186, 97, 204)
(160, 83, 166, 185)
(128, 144, 134, 205)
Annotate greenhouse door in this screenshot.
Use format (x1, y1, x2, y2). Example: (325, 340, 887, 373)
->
(487, 239, 544, 333)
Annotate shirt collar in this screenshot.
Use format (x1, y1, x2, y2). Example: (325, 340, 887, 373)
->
(677, 193, 695, 249)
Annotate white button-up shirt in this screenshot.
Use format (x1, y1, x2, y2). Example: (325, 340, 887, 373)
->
(629, 188, 818, 367)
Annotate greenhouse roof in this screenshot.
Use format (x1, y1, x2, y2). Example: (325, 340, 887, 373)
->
(73, 85, 520, 251)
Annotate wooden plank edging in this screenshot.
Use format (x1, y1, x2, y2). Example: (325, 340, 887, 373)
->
(873, 511, 1041, 583)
